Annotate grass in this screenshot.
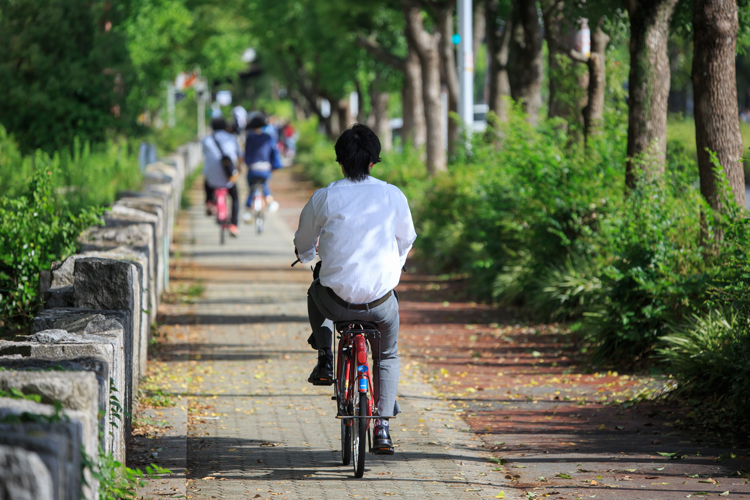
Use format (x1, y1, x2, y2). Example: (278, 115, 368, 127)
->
(161, 281, 205, 304)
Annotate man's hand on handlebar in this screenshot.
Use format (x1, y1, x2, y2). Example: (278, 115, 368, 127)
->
(291, 248, 301, 267)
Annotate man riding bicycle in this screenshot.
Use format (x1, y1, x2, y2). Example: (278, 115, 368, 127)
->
(294, 124, 417, 454)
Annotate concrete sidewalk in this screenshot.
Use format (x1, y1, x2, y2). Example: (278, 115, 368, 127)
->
(136, 170, 511, 499)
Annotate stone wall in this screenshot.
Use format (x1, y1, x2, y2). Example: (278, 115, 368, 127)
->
(0, 141, 202, 500)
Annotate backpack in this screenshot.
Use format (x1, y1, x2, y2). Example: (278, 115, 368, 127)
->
(212, 134, 236, 178)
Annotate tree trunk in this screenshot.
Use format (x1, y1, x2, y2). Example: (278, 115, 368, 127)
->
(438, 6, 460, 157)
(371, 84, 393, 152)
(403, 39, 427, 148)
(337, 97, 352, 132)
(355, 80, 367, 125)
(356, 33, 426, 147)
(543, 1, 567, 120)
(693, 0, 746, 211)
(507, 0, 544, 124)
(404, 4, 447, 174)
(486, 0, 512, 121)
(473, 1, 486, 64)
(326, 105, 340, 140)
(624, 0, 679, 189)
(584, 24, 610, 143)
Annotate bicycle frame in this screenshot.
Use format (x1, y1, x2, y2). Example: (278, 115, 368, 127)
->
(215, 187, 229, 224)
(250, 182, 265, 213)
(335, 324, 379, 429)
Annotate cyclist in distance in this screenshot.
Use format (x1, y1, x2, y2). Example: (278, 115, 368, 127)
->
(294, 124, 417, 454)
(202, 116, 241, 236)
(243, 114, 281, 220)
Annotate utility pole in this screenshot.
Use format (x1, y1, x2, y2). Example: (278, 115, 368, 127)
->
(167, 82, 176, 128)
(194, 75, 209, 138)
(457, 0, 474, 131)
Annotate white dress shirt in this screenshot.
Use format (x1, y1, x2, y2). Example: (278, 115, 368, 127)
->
(294, 176, 417, 304)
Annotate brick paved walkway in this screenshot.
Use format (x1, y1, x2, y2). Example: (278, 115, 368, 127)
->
(136, 168, 511, 499)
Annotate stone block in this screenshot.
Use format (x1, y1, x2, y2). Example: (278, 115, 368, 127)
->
(143, 182, 176, 235)
(43, 286, 74, 309)
(115, 196, 169, 279)
(0, 337, 123, 454)
(0, 401, 86, 500)
(29, 309, 128, 461)
(104, 206, 163, 300)
(111, 201, 166, 298)
(73, 258, 142, 393)
(77, 225, 154, 324)
(0, 444, 54, 500)
(159, 155, 186, 188)
(117, 191, 173, 255)
(146, 162, 181, 193)
(0, 370, 99, 458)
(0, 356, 114, 460)
(75, 248, 152, 358)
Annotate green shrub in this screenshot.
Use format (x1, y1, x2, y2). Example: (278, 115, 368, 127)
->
(0, 161, 101, 332)
(660, 309, 750, 408)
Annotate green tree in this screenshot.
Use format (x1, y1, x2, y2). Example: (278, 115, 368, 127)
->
(0, 0, 130, 152)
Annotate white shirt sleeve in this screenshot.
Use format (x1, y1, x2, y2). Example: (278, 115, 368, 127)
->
(294, 193, 322, 263)
(393, 188, 417, 268)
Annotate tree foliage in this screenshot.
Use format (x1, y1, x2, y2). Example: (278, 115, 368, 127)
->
(0, 0, 251, 153)
(0, 0, 130, 152)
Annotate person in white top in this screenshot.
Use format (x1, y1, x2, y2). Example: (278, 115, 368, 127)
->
(294, 124, 417, 455)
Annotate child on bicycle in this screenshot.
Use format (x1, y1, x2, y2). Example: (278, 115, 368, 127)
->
(243, 114, 281, 221)
(294, 124, 417, 455)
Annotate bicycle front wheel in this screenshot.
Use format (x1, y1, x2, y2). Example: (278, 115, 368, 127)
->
(353, 394, 367, 478)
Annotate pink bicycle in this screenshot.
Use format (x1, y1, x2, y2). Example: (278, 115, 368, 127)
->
(214, 187, 229, 244)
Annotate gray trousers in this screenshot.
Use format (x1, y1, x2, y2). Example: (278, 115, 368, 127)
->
(308, 279, 401, 417)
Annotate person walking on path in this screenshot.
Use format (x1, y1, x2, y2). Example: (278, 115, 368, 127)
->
(244, 115, 281, 218)
(293, 124, 417, 454)
(202, 116, 242, 236)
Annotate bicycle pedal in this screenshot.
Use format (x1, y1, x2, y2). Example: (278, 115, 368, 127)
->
(331, 396, 337, 400)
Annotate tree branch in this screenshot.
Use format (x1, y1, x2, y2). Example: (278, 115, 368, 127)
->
(548, 36, 589, 64)
(278, 54, 324, 120)
(541, 0, 565, 18)
(356, 35, 406, 71)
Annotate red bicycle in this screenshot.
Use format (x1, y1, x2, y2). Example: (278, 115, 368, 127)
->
(291, 257, 391, 478)
(214, 187, 230, 244)
(334, 320, 382, 478)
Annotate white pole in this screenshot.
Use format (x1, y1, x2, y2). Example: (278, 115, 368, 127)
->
(458, 0, 474, 129)
(167, 82, 176, 128)
(197, 98, 205, 138)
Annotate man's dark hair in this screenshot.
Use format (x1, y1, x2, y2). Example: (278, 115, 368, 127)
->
(334, 124, 381, 182)
(211, 116, 227, 132)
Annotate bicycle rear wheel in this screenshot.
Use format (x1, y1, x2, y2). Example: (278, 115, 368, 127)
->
(255, 213, 264, 234)
(353, 394, 367, 478)
(220, 225, 226, 245)
(341, 401, 352, 465)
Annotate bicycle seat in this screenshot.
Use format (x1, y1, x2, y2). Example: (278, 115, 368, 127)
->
(335, 321, 379, 333)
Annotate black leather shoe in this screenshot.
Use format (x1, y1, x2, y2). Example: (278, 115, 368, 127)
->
(371, 425, 394, 455)
(307, 351, 333, 386)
